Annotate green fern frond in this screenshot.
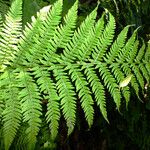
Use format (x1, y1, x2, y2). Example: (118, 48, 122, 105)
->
(62, 7, 97, 62)
(105, 25, 130, 62)
(30, 0, 63, 63)
(92, 12, 116, 62)
(139, 64, 149, 83)
(128, 40, 139, 62)
(51, 65, 76, 135)
(14, 5, 50, 65)
(0, 0, 149, 149)
(67, 64, 94, 127)
(96, 63, 121, 110)
(131, 64, 145, 89)
(43, 0, 78, 63)
(76, 14, 105, 61)
(32, 66, 60, 139)
(136, 39, 146, 62)
(0, 70, 22, 150)
(52, 0, 78, 49)
(0, 0, 22, 66)
(17, 70, 42, 150)
(82, 64, 108, 122)
(116, 29, 137, 62)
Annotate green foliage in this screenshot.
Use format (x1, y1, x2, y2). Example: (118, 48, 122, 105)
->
(0, 0, 149, 149)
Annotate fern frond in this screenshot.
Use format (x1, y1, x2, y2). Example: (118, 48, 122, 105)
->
(14, 5, 50, 65)
(51, 65, 76, 135)
(96, 63, 121, 110)
(139, 64, 149, 83)
(135, 39, 146, 62)
(105, 25, 130, 62)
(76, 14, 105, 61)
(30, 0, 63, 63)
(92, 12, 116, 62)
(0, 0, 22, 66)
(128, 40, 139, 62)
(29, 0, 63, 63)
(67, 64, 94, 127)
(131, 64, 144, 89)
(0, 1, 149, 148)
(116, 29, 137, 62)
(52, 0, 78, 49)
(16, 0, 63, 65)
(32, 66, 60, 139)
(0, 70, 22, 150)
(82, 64, 108, 122)
(43, 0, 78, 63)
(17, 70, 42, 150)
(62, 7, 97, 62)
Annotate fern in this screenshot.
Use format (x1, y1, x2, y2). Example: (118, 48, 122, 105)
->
(17, 69, 42, 150)
(32, 66, 60, 139)
(0, 0, 149, 149)
(0, 70, 22, 150)
(0, 0, 22, 68)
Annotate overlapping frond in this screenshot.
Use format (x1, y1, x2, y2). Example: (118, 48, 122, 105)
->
(32, 66, 60, 139)
(0, 0, 149, 149)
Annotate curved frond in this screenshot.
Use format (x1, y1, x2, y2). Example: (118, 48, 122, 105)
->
(136, 39, 146, 62)
(43, 0, 78, 63)
(128, 40, 139, 62)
